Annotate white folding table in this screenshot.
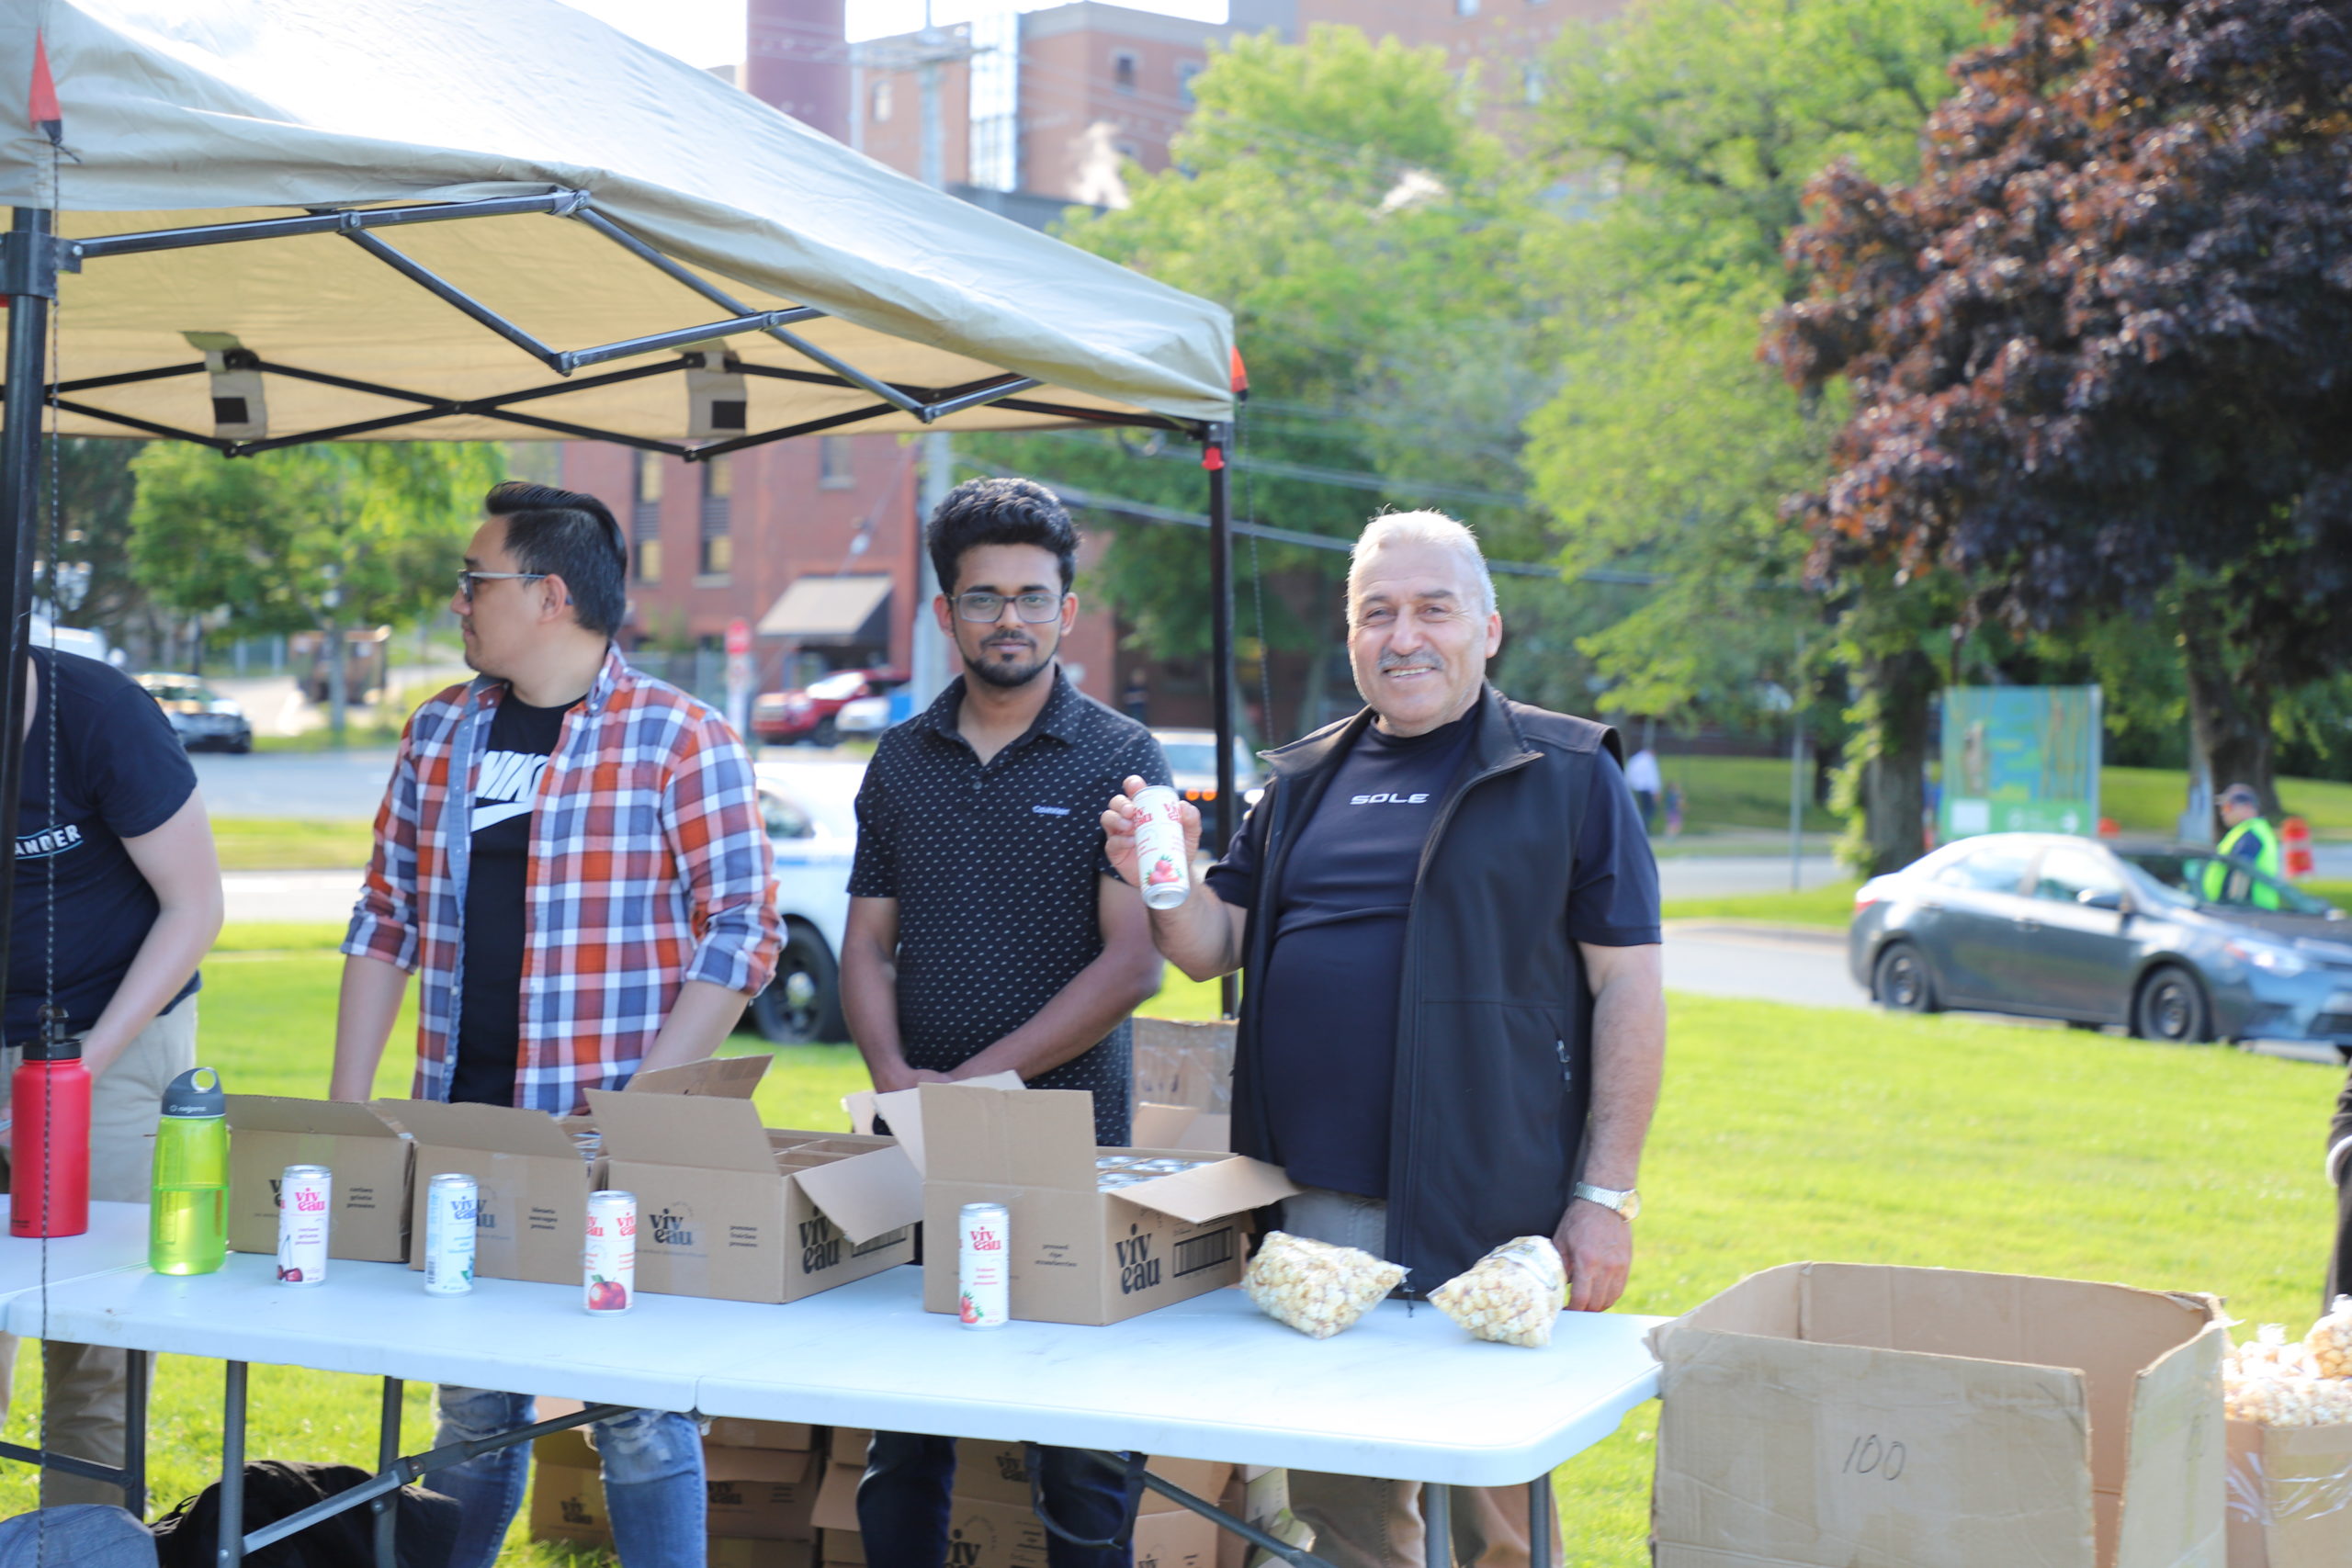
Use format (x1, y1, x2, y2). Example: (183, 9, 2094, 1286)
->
(7, 1252, 1665, 1568)
(0, 1199, 160, 1509)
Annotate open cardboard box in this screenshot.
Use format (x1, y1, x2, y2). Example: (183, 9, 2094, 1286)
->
(2224, 1418, 2352, 1568)
(584, 1087, 919, 1303)
(226, 1096, 414, 1262)
(1648, 1262, 2227, 1568)
(891, 1081, 1296, 1325)
(382, 1054, 770, 1287)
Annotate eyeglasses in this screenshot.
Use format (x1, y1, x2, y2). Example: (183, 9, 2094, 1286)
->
(456, 569, 548, 604)
(955, 591, 1063, 625)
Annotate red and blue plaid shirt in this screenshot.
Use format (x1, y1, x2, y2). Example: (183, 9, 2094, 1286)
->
(344, 648, 779, 1113)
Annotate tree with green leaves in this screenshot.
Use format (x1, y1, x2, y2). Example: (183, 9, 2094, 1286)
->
(975, 25, 1566, 739)
(1526, 0, 1987, 867)
(128, 441, 501, 739)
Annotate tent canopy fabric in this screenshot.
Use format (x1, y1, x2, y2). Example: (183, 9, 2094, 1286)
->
(757, 576, 894, 644)
(0, 1, 1235, 451)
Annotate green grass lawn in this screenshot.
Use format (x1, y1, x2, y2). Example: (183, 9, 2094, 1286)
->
(3, 938, 2340, 1563)
(1651, 755, 1841, 836)
(209, 819, 375, 874)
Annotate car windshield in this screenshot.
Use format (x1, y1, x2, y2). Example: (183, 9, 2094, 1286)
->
(806, 671, 867, 700)
(144, 682, 211, 704)
(1157, 739, 1254, 778)
(2117, 850, 2341, 918)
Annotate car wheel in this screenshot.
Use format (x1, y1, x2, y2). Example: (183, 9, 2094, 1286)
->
(812, 716, 840, 748)
(2132, 964, 2211, 1044)
(1873, 942, 1939, 1013)
(750, 923, 844, 1045)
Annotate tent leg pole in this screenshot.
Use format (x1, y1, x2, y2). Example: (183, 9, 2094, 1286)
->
(1205, 424, 1237, 1020)
(0, 207, 58, 974)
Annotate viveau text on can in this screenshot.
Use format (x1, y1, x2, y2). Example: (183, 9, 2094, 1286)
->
(958, 1201, 1010, 1328)
(276, 1164, 332, 1286)
(423, 1173, 477, 1295)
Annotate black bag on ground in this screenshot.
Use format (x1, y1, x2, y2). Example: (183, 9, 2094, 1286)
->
(149, 1460, 459, 1568)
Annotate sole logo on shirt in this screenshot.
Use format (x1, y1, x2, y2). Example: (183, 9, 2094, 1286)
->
(473, 749, 549, 832)
(1349, 793, 1431, 806)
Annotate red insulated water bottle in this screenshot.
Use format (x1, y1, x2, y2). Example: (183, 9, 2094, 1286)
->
(10, 1019, 91, 1239)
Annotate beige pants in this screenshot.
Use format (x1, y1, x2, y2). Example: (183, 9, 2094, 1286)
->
(1280, 1187, 1561, 1568)
(0, 999, 197, 1507)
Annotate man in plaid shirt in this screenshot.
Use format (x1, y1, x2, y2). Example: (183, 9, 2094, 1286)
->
(332, 480, 779, 1568)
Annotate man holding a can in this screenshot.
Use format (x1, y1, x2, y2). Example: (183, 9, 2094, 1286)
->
(1105, 511, 1666, 1568)
(332, 480, 779, 1568)
(843, 476, 1170, 1567)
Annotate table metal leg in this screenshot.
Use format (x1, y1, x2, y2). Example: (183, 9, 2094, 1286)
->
(123, 1348, 150, 1520)
(1128, 1461, 1335, 1568)
(218, 1360, 248, 1568)
(1529, 1468, 1556, 1568)
(1423, 1482, 1453, 1568)
(373, 1377, 402, 1568)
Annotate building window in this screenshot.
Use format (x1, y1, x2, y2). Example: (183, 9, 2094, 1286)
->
(1456, 0, 1479, 14)
(1523, 62, 1545, 103)
(1113, 51, 1137, 93)
(631, 450, 662, 585)
(1177, 60, 1203, 104)
(872, 80, 893, 122)
(1114, 140, 1142, 164)
(820, 435, 854, 490)
(698, 456, 732, 579)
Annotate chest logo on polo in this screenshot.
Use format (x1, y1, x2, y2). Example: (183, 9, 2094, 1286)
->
(473, 749, 549, 832)
(1350, 792, 1431, 806)
(1032, 805, 1071, 816)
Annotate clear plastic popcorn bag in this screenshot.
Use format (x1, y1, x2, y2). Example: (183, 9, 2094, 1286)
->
(1243, 1230, 1407, 1339)
(1430, 1236, 1567, 1348)
(2307, 1294, 2352, 1380)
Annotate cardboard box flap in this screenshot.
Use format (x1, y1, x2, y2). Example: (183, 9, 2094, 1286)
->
(850, 1070, 1025, 1174)
(225, 1094, 408, 1140)
(373, 1098, 582, 1157)
(922, 1083, 1093, 1188)
(2112, 1312, 2226, 1568)
(1131, 1103, 1230, 1154)
(1122, 1155, 1297, 1224)
(627, 1055, 768, 1098)
(1647, 1261, 1804, 1362)
(811, 1459, 860, 1534)
(585, 1088, 778, 1174)
(792, 1145, 924, 1246)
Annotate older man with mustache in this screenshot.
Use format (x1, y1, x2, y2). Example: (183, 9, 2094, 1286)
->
(1105, 511, 1666, 1568)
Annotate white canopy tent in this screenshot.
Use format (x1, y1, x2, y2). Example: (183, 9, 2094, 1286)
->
(0, 0, 1248, 1046)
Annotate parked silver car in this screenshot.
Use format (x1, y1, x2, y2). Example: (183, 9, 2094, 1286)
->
(136, 672, 254, 753)
(1849, 832, 2352, 1059)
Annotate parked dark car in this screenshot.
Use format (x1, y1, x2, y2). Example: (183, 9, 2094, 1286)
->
(136, 672, 253, 753)
(1850, 832, 2352, 1058)
(751, 667, 906, 748)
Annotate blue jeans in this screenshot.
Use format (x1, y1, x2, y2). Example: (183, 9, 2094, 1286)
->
(434, 1386, 706, 1568)
(856, 1433, 1144, 1568)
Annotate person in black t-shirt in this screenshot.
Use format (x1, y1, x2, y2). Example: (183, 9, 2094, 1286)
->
(1107, 511, 1665, 1568)
(0, 647, 224, 1507)
(447, 693, 569, 1105)
(844, 478, 1166, 1568)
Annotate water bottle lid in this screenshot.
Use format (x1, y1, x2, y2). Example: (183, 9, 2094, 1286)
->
(162, 1066, 225, 1118)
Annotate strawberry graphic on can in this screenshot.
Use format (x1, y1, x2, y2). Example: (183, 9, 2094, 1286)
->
(1130, 786, 1191, 910)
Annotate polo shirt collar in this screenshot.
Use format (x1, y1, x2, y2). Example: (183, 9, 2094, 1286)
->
(918, 665, 1084, 753)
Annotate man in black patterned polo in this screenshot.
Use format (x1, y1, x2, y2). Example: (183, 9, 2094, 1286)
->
(842, 476, 1170, 1568)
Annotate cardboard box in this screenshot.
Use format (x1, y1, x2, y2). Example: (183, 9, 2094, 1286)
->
(225, 1096, 414, 1262)
(1130, 1102, 1229, 1155)
(707, 1417, 819, 1451)
(1649, 1263, 2228, 1568)
(586, 1088, 920, 1303)
(386, 1055, 769, 1287)
(910, 1083, 1297, 1325)
(530, 1395, 598, 1469)
(1131, 1507, 1218, 1568)
(1132, 1017, 1233, 1114)
(706, 1445, 823, 1540)
(831, 1427, 873, 1467)
(529, 1462, 610, 1545)
(949, 1439, 1231, 1516)
(1216, 1468, 1295, 1568)
(823, 1529, 867, 1568)
(813, 1456, 862, 1535)
(711, 1538, 818, 1568)
(942, 1496, 1048, 1568)
(2224, 1418, 2352, 1568)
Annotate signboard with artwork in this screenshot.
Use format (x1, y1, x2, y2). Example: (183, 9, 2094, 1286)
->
(1938, 685, 2101, 840)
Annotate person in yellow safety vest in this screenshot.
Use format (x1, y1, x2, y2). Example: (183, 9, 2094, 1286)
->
(2205, 781, 2285, 908)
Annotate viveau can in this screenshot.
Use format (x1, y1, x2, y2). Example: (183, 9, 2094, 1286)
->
(957, 1201, 1011, 1329)
(583, 1190, 636, 1315)
(276, 1164, 332, 1286)
(423, 1173, 478, 1295)
(1130, 785, 1191, 910)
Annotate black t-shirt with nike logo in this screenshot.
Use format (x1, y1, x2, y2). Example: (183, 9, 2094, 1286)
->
(450, 692, 574, 1106)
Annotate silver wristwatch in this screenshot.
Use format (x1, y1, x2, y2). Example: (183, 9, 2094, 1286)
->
(1573, 1181, 1641, 1221)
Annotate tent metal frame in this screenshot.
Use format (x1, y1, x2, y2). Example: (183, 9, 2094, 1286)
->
(0, 187, 1242, 1053)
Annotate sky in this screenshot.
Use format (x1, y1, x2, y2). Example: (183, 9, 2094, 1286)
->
(560, 0, 1227, 61)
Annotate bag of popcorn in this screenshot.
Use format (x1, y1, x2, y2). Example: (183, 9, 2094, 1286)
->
(1430, 1236, 1567, 1348)
(1242, 1231, 1406, 1339)
(2224, 1322, 2352, 1427)
(2307, 1294, 2352, 1379)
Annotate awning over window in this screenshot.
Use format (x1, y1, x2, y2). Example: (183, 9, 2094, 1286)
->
(757, 576, 894, 645)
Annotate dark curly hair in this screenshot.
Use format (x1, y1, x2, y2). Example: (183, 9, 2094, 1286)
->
(925, 477, 1078, 596)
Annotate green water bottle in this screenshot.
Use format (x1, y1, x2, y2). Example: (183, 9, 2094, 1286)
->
(149, 1066, 228, 1276)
